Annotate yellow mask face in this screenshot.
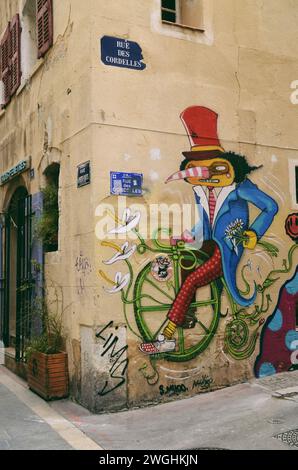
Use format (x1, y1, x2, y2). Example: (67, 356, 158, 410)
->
(185, 158, 235, 187)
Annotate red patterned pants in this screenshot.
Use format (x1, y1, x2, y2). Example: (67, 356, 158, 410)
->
(168, 244, 223, 326)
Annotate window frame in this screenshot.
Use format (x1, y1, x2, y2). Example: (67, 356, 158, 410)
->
(161, 0, 205, 32)
(161, 0, 181, 25)
(0, 1, 54, 107)
(0, 15, 21, 108)
(0, 23, 11, 107)
(20, 0, 39, 85)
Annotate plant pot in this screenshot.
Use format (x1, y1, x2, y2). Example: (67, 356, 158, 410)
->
(27, 351, 69, 400)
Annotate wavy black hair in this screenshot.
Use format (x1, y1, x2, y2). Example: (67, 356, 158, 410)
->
(180, 151, 262, 184)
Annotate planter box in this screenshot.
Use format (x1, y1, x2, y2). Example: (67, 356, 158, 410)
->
(27, 351, 69, 400)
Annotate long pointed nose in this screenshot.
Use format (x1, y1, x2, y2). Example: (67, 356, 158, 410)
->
(165, 166, 209, 184)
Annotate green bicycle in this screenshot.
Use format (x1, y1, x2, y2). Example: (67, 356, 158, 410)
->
(131, 230, 224, 362)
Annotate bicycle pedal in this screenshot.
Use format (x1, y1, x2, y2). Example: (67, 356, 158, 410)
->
(181, 318, 197, 329)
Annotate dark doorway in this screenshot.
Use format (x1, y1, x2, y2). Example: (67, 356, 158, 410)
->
(0, 187, 33, 361)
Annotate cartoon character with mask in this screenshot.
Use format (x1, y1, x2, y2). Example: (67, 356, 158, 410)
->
(140, 106, 278, 355)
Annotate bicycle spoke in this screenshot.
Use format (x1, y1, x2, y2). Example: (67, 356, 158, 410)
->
(144, 276, 175, 301)
(189, 299, 217, 308)
(177, 327, 185, 354)
(197, 320, 210, 334)
(138, 305, 172, 312)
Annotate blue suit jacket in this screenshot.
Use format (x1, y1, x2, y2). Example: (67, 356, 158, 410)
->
(192, 179, 278, 306)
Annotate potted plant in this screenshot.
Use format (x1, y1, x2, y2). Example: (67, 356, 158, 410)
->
(26, 302, 69, 401)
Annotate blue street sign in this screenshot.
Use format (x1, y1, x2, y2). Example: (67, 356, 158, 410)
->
(110, 172, 143, 197)
(101, 36, 146, 71)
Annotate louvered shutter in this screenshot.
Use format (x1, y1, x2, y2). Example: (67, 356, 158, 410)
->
(0, 23, 11, 106)
(37, 0, 53, 59)
(10, 15, 21, 96)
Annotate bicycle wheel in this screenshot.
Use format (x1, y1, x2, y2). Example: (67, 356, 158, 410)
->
(133, 250, 221, 362)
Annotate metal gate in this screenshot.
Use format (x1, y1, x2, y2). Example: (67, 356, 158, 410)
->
(0, 192, 33, 362)
(15, 194, 33, 362)
(0, 216, 10, 348)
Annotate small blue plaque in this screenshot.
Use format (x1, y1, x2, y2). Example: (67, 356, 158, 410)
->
(110, 172, 143, 197)
(101, 36, 146, 71)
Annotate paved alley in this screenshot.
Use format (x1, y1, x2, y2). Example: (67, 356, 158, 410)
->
(1, 366, 298, 450)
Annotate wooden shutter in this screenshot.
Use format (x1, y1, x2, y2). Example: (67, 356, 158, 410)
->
(10, 15, 21, 96)
(37, 0, 53, 59)
(0, 23, 11, 106)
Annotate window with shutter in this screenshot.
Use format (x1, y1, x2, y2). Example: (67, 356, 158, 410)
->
(21, 0, 37, 82)
(10, 15, 21, 96)
(0, 23, 11, 106)
(37, 0, 53, 59)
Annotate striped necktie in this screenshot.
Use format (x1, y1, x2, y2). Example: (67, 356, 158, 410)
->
(208, 187, 216, 225)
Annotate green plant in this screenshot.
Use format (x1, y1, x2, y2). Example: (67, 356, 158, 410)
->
(35, 183, 59, 251)
(25, 298, 64, 360)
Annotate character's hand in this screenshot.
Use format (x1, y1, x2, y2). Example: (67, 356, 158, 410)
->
(243, 230, 257, 249)
(170, 230, 194, 246)
(182, 230, 195, 243)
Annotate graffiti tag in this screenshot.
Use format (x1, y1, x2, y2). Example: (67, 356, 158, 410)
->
(75, 252, 92, 295)
(75, 253, 92, 274)
(159, 375, 214, 397)
(159, 383, 188, 397)
(192, 375, 213, 390)
(95, 321, 128, 396)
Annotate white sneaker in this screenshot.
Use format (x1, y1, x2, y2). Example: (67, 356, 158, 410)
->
(139, 335, 176, 355)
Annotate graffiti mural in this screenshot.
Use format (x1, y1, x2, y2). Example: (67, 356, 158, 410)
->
(255, 267, 298, 376)
(255, 220, 298, 376)
(98, 106, 298, 393)
(285, 213, 298, 241)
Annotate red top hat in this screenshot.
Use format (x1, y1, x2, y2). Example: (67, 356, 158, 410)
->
(180, 106, 225, 160)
